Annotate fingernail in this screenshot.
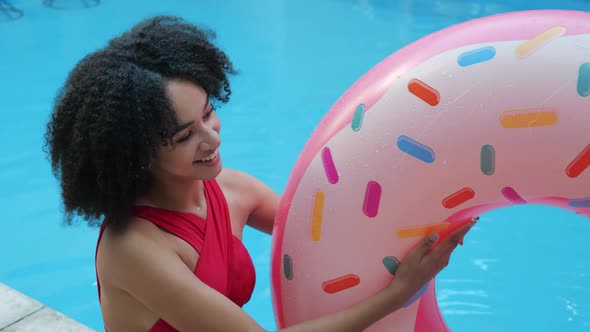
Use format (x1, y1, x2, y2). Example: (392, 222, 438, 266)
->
(429, 233, 439, 242)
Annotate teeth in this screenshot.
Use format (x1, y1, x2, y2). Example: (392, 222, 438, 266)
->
(199, 151, 217, 161)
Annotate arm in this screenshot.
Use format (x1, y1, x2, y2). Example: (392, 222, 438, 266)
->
(223, 169, 280, 235)
(246, 176, 280, 235)
(106, 220, 402, 332)
(105, 217, 476, 332)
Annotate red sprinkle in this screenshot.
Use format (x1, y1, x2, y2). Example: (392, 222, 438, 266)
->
(442, 188, 475, 209)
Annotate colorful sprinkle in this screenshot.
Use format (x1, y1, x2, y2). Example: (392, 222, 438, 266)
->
(566, 144, 590, 178)
(443, 188, 475, 209)
(568, 198, 590, 208)
(321, 147, 339, 184)
(457, 46, 496, 67)
(501, 187, 527, 204)
(403, 284, 429, 308)
(397, 222, 450, 238)
(382, 256, 400, 275)
(397, 135, 436, 163)
(283, 254, 293, 280)
(351, 104, 365, 131)
(363, 181, 382, 218)
(578, 63, 590, 97)
(499, 107, 558, 128)
(311, 191, 325, 241)
(481, 144, 496, 175)
(322, 274, 360, 294)
(515, 26, 566, 59)
(408, 79, 440, 106)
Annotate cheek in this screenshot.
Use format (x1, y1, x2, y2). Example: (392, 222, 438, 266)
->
(159, 145, 197, 169)
(176, 144, 199, 163)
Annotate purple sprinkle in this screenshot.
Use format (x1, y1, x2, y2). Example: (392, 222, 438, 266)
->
(321, 147, 339, 184)
(363, 181, 382, 218)
(501, 187, 527, 204)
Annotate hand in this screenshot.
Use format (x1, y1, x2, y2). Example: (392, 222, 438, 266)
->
(387, 217, 477, 303)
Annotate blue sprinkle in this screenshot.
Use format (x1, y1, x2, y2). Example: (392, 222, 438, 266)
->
(577, 63, 590, 97)
(403, 284, 429, 308)
(568, 197, 590, 208)
(351, 104, 365, 132)
(458, 46, 496, 67)
(397, 135, 435, 163)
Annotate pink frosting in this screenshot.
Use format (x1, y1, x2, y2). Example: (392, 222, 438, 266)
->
(272, 10, 590, 330)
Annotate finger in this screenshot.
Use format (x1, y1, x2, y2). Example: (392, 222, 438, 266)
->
(459, 217, 477, 245)
(409, 232, 440, 259)
(439, 237, 462, 257)
(429, 221, 475, 258)
(425, 239, 461, 271)
(438, 217, 478, 238)
(440, 218, 476, 246)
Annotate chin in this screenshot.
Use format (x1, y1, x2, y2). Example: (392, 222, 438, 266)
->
(194, 163, 223, 180)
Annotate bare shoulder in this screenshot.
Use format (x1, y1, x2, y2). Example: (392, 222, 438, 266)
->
(99, 217, 168, 254)
(216, 168, 260, 190)
(215, 168, 261, 220)
(217, 168, 280, 235)
(96, 218, 171, 287)
(216, 168, 277, 202)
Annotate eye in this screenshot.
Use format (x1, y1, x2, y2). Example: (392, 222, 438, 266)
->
(176, 130, 193, 143)
(203, 106, 215, 120)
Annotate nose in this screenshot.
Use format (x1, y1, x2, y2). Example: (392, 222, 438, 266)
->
(199, 126, 221, 152)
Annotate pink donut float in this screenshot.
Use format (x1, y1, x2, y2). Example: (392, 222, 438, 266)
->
(271, 10, 590, 332)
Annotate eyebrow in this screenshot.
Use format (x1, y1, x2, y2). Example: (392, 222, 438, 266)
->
(173, 95, 210, 135)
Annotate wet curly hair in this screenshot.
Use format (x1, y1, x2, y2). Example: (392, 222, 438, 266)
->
(44, 16, 236, 231)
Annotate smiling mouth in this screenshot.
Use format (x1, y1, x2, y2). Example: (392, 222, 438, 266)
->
(194, 150, 218, 163)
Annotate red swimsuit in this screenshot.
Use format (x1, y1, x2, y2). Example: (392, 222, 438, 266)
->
(95, 180, 256, 331)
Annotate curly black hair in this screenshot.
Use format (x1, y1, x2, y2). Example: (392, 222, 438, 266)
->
(44, 16, 236, 231)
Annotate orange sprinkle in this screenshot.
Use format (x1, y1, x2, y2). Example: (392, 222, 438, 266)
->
(500, 107, 558, 128)
(408, 79, 440, 106)
(397, 222, 450, 238)
(322, 274, 360, 294)
(566, 144, 590, 178)
(443, 187, 475, 209)
(311, 191, 325, 241)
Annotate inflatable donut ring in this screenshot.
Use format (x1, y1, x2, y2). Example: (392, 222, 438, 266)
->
(271, 10, 590, 332)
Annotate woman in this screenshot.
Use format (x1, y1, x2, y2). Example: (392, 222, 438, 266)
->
(45, 16, 476, 332)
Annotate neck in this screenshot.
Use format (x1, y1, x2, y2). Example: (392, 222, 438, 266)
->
(139, 177, 207, 213)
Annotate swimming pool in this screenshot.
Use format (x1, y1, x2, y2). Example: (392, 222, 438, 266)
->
(1, 0, 589, 331)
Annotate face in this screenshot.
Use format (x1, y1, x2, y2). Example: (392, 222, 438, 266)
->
(151, 80, 222, 181)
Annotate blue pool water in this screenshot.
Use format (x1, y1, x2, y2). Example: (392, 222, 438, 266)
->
(1, 0, 589, 331)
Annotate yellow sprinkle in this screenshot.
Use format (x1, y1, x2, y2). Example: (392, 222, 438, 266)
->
(397, 222, 449, 238)
(515, 26, 566, 59)
(311, 191, 325, 241)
